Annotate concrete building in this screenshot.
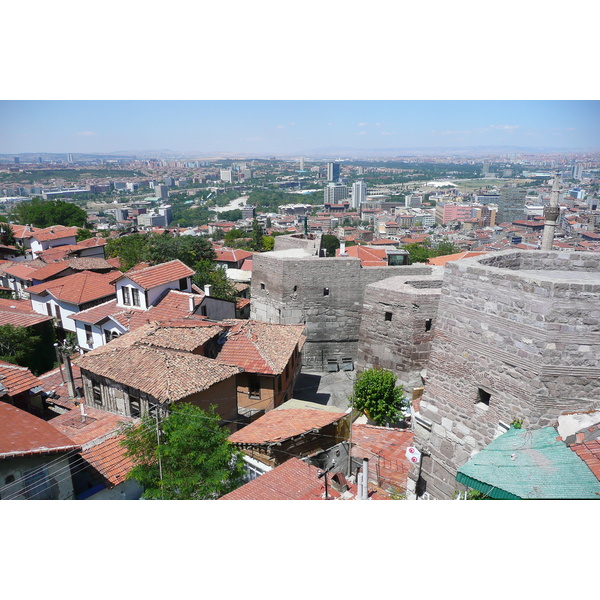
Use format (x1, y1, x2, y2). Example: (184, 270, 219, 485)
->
(155, 184, 169, 200)
(496, 186, 526, 224)
(220, 169, 234, 183)
(407, 250, 600, 500)
(351, 181, 367, 210)
(324, 183, 349, 204)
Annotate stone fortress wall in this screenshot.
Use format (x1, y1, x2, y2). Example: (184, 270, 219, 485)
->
(250, 235, 431, 371)
(357, 270, 444, 387)
(407, 250, 600, 500)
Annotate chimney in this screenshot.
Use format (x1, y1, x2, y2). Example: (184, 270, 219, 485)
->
(340, 240, 347, 256)
(63, 352, 76, 398)
(204, 284, 212, 297)
(189, 295, 195, 312)
(362, 458, 369, 500)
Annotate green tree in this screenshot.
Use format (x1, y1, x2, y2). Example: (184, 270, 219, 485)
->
(350, 368, 406, 426)
(0, 220, 15, 246)
(10, 198, 88, 228)
(0, 323, 56, 375)
(192, 260, 238, 303)
(76, 228, 95, 242)
(262, 235, 275, 251)
(321, 234, 340, 257)
(224, 228, 246, 246)
(250, 218, 263, 251)
(121, 403, 245, 499)
(105, 233, 151, 271)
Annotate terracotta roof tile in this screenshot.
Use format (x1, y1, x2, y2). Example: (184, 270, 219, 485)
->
(351, 424, 414, 492)
(32, 225, 79, 243)
(116, 259, 195, 290)
(229, 408, 347, 445)
(73, 323, 241, 403)
(0, 359, 42, 396)
(80, 433, 134, 486)
(26, 271, 117, 305)
(217, 320, 306, 375)
(0, 403, 80, 459)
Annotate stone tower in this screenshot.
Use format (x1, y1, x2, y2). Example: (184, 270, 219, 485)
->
(407, 250, 600, 500)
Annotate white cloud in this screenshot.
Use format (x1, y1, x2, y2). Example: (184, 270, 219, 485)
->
(358, 130, 367, 135)
(358, 122, 368, 127)
(75, 131, 96, 136)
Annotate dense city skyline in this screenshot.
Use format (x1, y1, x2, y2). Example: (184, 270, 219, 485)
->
(1, 100, 598, 156)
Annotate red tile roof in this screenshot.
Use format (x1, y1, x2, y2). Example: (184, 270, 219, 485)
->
(80, 433, 134, 486)
(73, 323, 241, 403)
(0, 298, 53, 327)
(115, 259, 195, 290)
(217, 320, 306, 375)
(49, 404, 134, 446)
(427, 251, 488, 266)
(215, 248, 254, 263)
(32, 225, 79, 243)
(336, 245, 388, 266)
(219, 457, 342, 500)
(10, 224, 40, 240)
(351, 424, 414, 493)
(570, 439, 600, 481)
(0, 359, 42, 396)
(26, 271, 117, 305)
(1, 262, 39, 281)
(38, 363, 83, 410)
(37, 245, 79, 262)
(0, 402, 80, 459)
(229, 408, 347, 446)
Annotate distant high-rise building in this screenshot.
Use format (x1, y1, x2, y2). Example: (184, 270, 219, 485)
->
(327, 162, 340, 182)
(299, 157, 305, 171)
(496, 186, 526, 225)
(164, 176, 175, 187)
(67, 154, 73, 164)
(155, 184, 169, 200)
(37, 156, 43, 164)
(351, 181, 367, 210)
(324, 183, 349, 204)
(572, 163, 583, 181)
(13, 157, 20, 164)
(158, 204, 173, 226)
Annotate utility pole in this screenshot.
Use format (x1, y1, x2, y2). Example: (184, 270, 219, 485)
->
(154, 406, 164, 500)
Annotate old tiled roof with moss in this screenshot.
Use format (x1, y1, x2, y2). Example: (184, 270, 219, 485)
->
(217, 320, 306, 376)
(73, 322, 241, 403)
(0, 298, 53, 327)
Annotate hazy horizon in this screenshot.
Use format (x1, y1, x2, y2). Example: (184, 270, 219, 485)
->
(1, 100, 598, 157)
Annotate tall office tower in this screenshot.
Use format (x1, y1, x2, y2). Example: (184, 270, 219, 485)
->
(496, 185, 526, 225)
(299, 157, 305, 171)
(164, 176, 175, 187)
(327, 162, 340, 182)
(357, 166, 365, 175)
(37, 156, 43, 164)
(351, 180, 367, 210)
(67, 154, 73, 163)
(155, 184, 169, 200)
(482, 161, 490, 175)
(158, 204, 173, 226)
(572, 163, 583, 181)
(13, 156, 20, 164)
(324, 183, 349, 203)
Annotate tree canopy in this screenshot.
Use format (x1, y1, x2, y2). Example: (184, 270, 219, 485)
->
(321, 234, 340, 257)
(350, 368, 406, 426)
(121, 403, 245, 500)
(105, 233, 216, 271)
(9, 198, 88, 228)
(192, 260, 238, 304)
(0, 323, 56, 375)
(404, 238, 461, 263)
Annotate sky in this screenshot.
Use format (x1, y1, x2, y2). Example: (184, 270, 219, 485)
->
(1, 100, 599, 156)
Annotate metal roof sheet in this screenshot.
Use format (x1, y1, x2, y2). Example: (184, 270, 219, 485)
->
(456, 427, 600, 500)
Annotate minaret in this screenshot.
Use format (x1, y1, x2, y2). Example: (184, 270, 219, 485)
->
(540, 173, 561, 251)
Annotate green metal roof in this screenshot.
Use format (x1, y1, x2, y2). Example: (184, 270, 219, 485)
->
(456, 427, 600, 500)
